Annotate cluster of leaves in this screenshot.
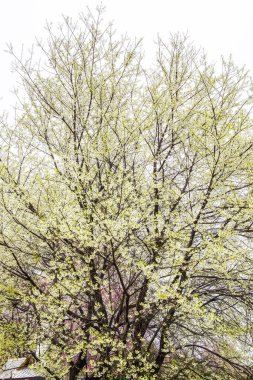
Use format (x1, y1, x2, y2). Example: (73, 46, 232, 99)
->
(0, 7, 253, 380)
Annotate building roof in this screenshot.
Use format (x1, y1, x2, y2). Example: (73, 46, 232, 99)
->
(0, 357, 43, 380)
(2, 359, 27, 371)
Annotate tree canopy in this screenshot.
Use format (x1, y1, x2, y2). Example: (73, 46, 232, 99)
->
(0, 8, 253, 380)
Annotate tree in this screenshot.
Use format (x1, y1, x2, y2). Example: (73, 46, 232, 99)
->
(0, 7, 253, 380)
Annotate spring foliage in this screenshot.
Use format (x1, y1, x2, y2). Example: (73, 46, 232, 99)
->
(0, 8, 253, 380)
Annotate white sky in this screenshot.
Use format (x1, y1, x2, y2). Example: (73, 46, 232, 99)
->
(0, 0, 253, 112)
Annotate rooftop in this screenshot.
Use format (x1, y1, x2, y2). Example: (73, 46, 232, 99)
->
(0, 357, 43, 380)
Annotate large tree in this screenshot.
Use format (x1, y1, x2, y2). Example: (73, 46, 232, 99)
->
(0, 8, 253, 380)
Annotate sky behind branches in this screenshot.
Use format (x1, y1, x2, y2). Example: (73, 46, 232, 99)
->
(0, 0, 252, 112)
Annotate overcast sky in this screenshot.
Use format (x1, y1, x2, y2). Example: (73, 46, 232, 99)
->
(0, 0, 253, 112)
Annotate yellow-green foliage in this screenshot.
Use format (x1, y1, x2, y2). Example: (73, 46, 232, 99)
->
(0, 8, 253, 380)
